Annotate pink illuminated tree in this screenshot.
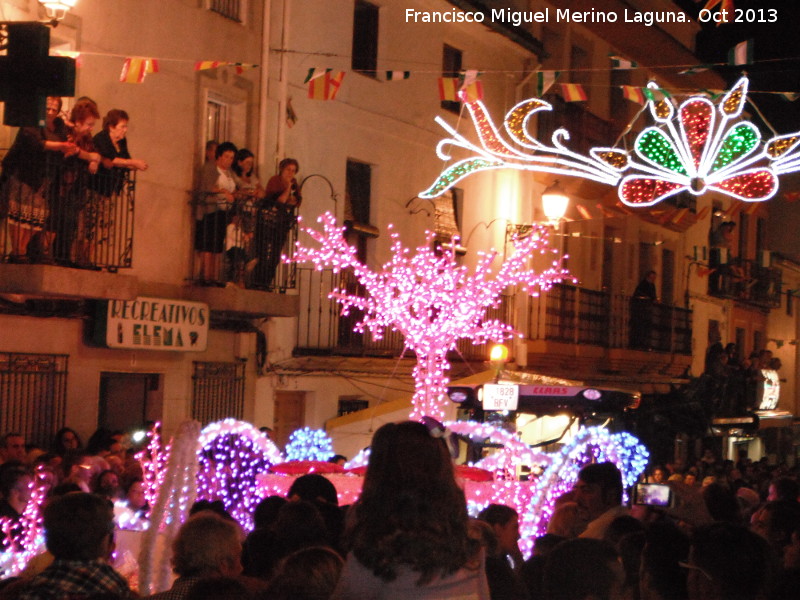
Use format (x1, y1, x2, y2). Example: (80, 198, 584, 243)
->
(293, 212, 568, 420)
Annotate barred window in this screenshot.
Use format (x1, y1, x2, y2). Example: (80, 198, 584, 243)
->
(192, 360, 246, 424)
(0, 352, 68, 447)
(209, 0, 244, 23)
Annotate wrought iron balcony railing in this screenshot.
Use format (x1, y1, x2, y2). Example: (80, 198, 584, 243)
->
(708, 257, 781, 308)
(528, 283, 692, 355)
(1, 153, 136, 271)
(190, 193, 298, 292)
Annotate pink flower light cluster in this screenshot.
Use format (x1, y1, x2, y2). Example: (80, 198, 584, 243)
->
(293, 212, 568, 420)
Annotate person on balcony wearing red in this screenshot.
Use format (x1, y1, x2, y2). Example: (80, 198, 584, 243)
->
(0, 96, 77, 262)
(253, 158, 301, 290)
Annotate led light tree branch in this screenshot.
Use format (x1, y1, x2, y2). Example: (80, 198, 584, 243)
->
(293, 212, 568, 420)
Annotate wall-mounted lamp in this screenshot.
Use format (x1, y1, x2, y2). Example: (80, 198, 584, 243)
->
(38, 0, 78, 24)
(489, 343, 509, 382)
(541, 180, 570, 225)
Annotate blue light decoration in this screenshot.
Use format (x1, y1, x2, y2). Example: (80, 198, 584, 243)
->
(420, 78, 800, 208)
(285, 427, 335, 462)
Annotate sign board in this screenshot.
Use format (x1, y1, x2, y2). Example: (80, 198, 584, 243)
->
(518, 385, 586, 397)
(482, 383, 519, 411)
(757, 369, 780, 411)
(96, 297, 209, 352)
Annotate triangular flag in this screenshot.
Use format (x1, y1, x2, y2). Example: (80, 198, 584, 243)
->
(621, 85, 646, 105)
(195, 61, 224, 71)
(697, 266, 715, 277)
(643, 87, 671, 102)
(560, 83, 587, 102)
(536, 71, 559, 96)
(385, 71, 410, 81)
(459, 81, 484, 102)
(718, 0, 735, 24)
(671, 207, 690, 224)
(728, 40, 753, 66)
(120, 58, 147, 83)
(780, 92, 799, 102)
(438, 77, 460, 101)
(609, 55, 637, 70)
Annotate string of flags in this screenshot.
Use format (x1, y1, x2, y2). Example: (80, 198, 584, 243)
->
(120, 58, 159, 84)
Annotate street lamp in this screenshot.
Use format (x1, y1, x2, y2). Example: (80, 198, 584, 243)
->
(38, 0, 77, 24)
(489, 343, 509, 382)
(541, 180, 570, 225)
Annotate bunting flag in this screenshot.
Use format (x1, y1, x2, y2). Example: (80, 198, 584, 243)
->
(678, 65, 710, 75)
(671, 207, 690, 224)
(783, 191, 800, 202)
(304, 68, 330, 84)
(307, 71, 345, 100)
(438, 77, 460, 101)
(696, 205, 711, 221)
(576, 204, 593, 220)
(195, 61, 225, 70)
(460, 81, 484, 102)
(536, 71, 559, 96)
(696, 266, 715, 277)
(386, 70, 410, 81)
(596, 203, 615, 218)
(744, 201, 761, 215)
(461, 69, 480, 88)
(120, 58, 158, 83)
(621, 85, 646, 105)
(560, 83, 587, 102)
(643, 87, 671, 102)
(780, 92, 799, 102)
(609, 55, 637, 70)
(728, 40, 753, 66)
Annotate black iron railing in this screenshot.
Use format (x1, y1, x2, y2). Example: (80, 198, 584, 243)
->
(191, 360, 246, 424)
(708, 257, 781, 308)
(1, 154, 136, 270)
(209, 0, 242, 22)
(529, 283, 692, 355)
(191, 193, 298, 291)
(295, 267, 513, 360)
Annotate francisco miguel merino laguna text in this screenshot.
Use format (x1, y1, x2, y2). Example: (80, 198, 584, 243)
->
(405, 7, 689, 27)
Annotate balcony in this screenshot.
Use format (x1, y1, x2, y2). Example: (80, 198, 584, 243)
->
(189, 194, 298, 293)
(295, 267, 513, 361)
(1, 153, 135, 271)
(528, 282, 692, 355)
(708, 257, 781, 309)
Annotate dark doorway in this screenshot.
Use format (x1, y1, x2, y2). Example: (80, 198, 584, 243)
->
(98, 372, 162, 432)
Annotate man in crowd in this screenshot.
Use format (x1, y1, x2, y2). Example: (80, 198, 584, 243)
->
(0, 432, 27, 465)
(18, 492, 133, 599)
(146, 512, 245, 599)
(574, 462, 628, 539)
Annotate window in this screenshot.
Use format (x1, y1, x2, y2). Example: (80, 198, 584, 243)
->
(0, 352, 68, 447)
(442, 44, 462, 113)
(352, 0, 379, 78)
(192, 360, 246, 424)
(208, 0, 245, 23)
(344, 159, 375, 254)
(338, 396, 369, 417)
(205, 97, 230, 146)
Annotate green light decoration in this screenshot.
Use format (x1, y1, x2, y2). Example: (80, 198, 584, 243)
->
(711, 123, 759, 172)
(637, 130, 688, 175)
(420, 77, 800, 207)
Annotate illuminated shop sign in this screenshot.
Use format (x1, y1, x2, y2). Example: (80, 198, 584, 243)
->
(757, 369, 780, 411)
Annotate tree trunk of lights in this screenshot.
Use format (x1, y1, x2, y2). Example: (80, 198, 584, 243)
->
(410, 349, 450, 422)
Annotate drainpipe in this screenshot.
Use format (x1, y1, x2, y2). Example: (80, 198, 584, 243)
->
(257, 0, 272, 175)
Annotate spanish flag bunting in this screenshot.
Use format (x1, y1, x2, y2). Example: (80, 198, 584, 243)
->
(621, 85, 645, 105)
(120, 57, 158, 84)
(696, 205, 711, 221)
(307, 71, 345, 100)
(386, 71, 410, 81)
(195, 61, 224, 71)
(560, 83, 587, 102)
(671, 207, 690, 224)
(536, 71, 559, 96)
(459, 81, 484, 102)
(576, 204, 593, 220)
(439, 77, 460, 101)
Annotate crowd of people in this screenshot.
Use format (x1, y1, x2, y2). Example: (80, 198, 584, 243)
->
(196, 140, 301, 290)
(1, 423, 799, 599)
(0, 96, 147, 268)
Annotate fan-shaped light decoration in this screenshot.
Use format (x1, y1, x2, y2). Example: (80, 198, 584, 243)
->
(420, 78, 800, 209)
(293, 212, 569, 420)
